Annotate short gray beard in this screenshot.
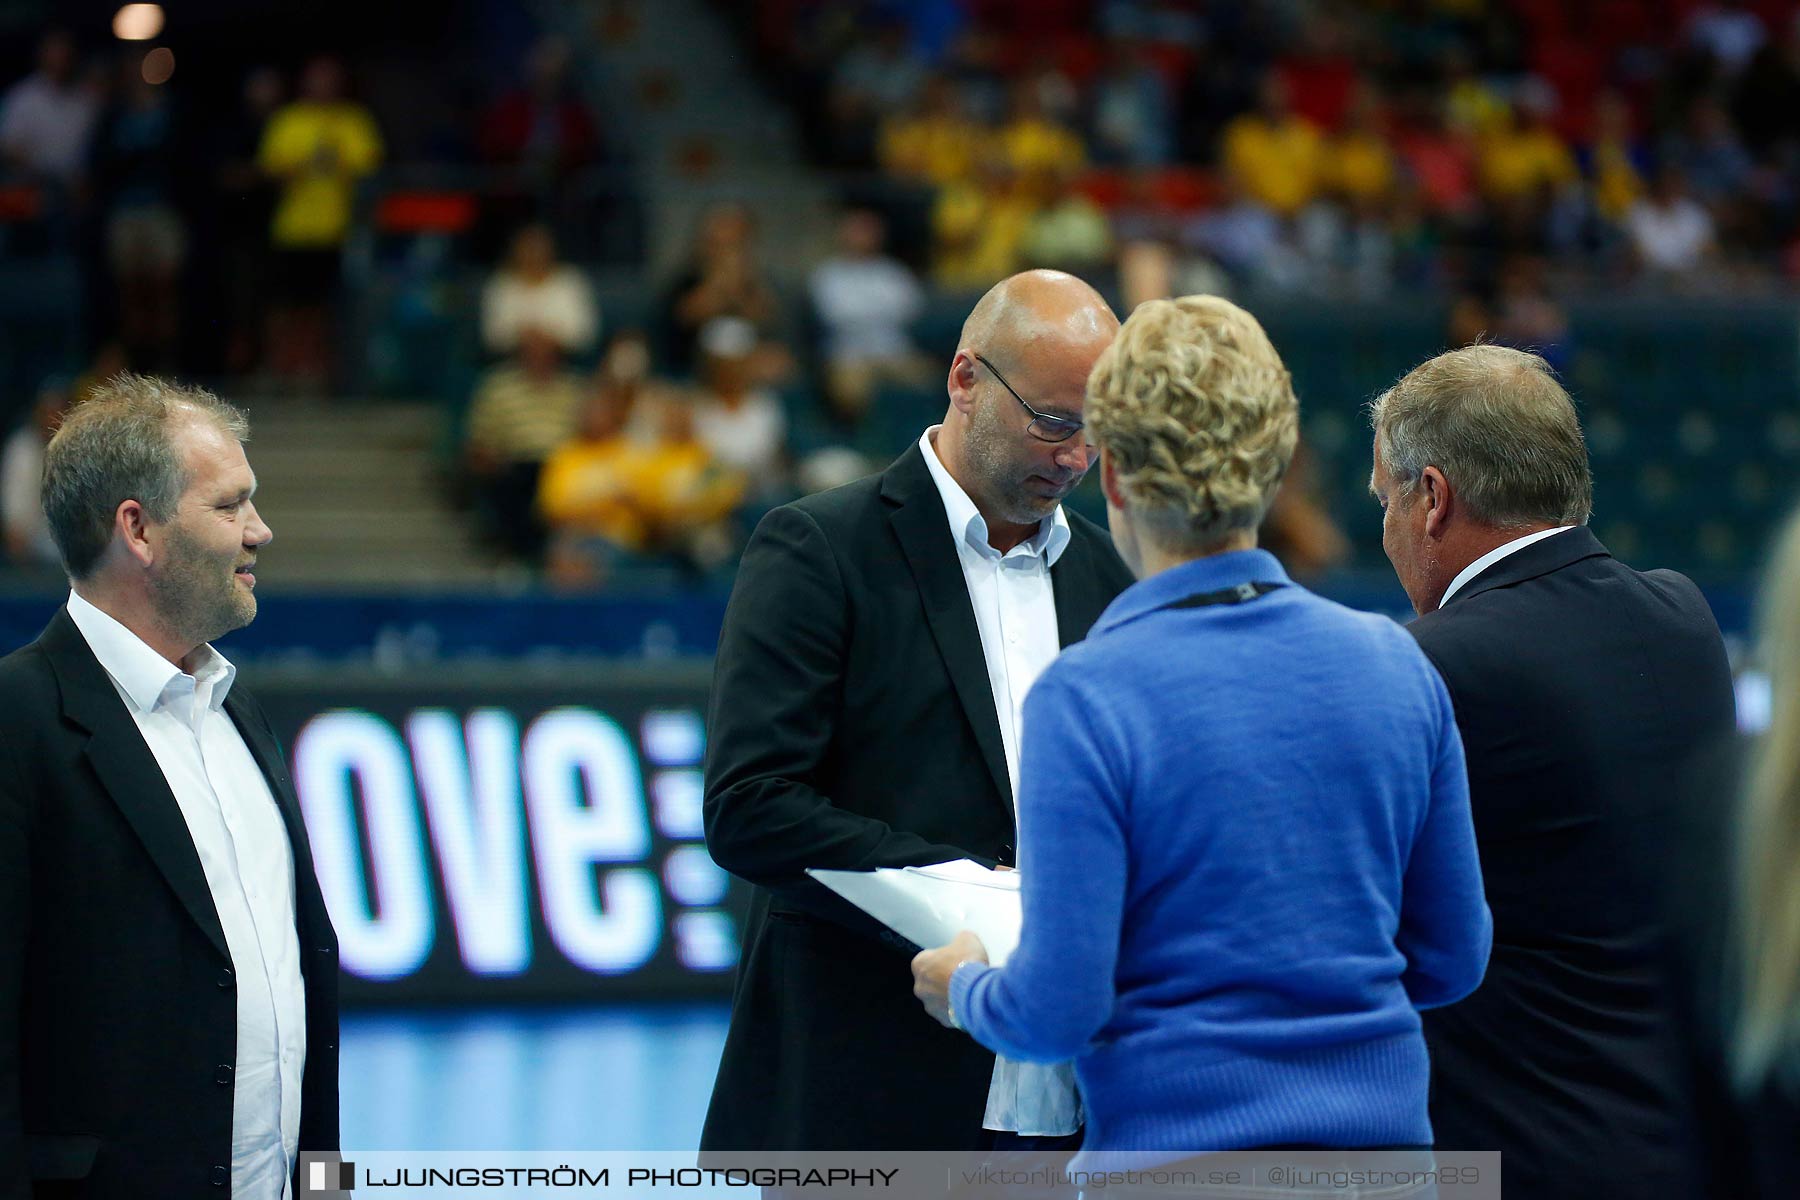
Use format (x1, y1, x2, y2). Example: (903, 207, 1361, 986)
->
(962, 399, 1056, 528)
(149, 525, 254, 652)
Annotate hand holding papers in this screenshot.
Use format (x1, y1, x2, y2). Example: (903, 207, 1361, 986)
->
(807, 859, 1023, 964)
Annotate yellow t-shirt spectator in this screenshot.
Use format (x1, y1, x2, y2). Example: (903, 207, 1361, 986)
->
(538, 436, 743, 551)
(1591, 142, 1645, 223)
(258, 100, 384, 248)
(1222, 114, 1323, 216)
(879, 113, 981, 186)
(1001, 116, 1085, 178)
(1322, 130, 1395, 203)
(1446, 79, 1508, 137)
(1479, 124, 1578, 199)
(932, 178, 1035, 290)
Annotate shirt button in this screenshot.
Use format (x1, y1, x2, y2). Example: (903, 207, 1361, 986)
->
(215, 1063, 233, 1085)
(212, 1165, 229, 1187)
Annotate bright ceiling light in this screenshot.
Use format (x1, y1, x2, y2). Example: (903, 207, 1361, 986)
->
(113, 4, 165, 41)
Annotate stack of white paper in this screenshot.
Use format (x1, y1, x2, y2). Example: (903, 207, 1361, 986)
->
(807, 859, 1023, 964)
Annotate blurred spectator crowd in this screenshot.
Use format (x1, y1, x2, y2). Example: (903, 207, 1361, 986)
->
(457, 198, 1352, 588)
(13, 2, 1800, 592)
(461, 211, 853, 587)
(0, 22, 613, 390)
(462, 0, 1800, 588)
(730, 0, 1800, 298)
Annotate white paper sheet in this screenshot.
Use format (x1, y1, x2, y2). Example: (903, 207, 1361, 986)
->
(807, 859, 1023, 964)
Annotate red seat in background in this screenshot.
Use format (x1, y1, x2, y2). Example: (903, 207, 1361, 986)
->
(374, 191, 479, 236)
(0, 183, 42, 222)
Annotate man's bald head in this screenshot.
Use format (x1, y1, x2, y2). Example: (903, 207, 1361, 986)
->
(957, 269, 1119, 366)
(936, 271, 1120, 552)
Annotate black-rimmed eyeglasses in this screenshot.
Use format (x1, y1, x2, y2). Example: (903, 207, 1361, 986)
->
(973, 352, 1087, 445)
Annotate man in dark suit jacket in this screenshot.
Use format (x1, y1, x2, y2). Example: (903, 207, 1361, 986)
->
(1369, 345, 1736, 1198)
(0, 375, 339, 1199)
(702, 271, 1134, 1150)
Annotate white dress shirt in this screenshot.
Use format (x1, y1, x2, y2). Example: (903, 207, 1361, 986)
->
(1438, 526, 1575, 608)
(919, 429, 1083, 1137)
(66, 590, 307, 1200)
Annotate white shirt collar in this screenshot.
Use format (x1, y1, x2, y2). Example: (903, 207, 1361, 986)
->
(65, 588, 237, 714)
(917, 426, 1071, 566)
(1438, 526, 1576, 608)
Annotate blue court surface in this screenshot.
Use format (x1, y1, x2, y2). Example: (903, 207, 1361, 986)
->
(340, 1004, 730, 1149)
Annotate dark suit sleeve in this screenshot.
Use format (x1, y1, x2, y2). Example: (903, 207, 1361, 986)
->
(704, 505, 979, 895)
(0, 724, 29, 1200)
(1396, 665, 1492, 1010)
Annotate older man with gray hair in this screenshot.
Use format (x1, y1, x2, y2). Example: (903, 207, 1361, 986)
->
(0, 375, 339, 1199)
(1369, 344, 1736, 1199)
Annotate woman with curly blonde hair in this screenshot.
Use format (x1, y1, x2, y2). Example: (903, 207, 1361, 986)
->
(913, 295, 1492, 1161)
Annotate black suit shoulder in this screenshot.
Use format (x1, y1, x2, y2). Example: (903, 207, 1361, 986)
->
(781, 468, 888, 531)
(1412, 546, 1713, 633)
(0, 636, 57, 705)
(0, 638, 66, 792)
(1405, 585, 1535, 706)
(1408, 551, 1727, 704)
(1635, 564, 1718, 624)
(0, 642, 51, 846)
(739, 476, 883, 598)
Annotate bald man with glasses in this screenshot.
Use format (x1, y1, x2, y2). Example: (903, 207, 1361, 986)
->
(701, 270, 1134, 1151)
(973, 352, 1090, 445)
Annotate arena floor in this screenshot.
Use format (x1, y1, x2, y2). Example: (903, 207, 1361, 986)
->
(340, 1004, 731, 1149)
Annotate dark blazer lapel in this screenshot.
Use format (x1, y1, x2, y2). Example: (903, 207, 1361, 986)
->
(225, 689, 336, 951)
(881, 444, 1014, 814)
(1453, 526, 1612, 605)
(1051, 520, 1122, 649)
(224, 690, 302, 849)
(41, 608, 230, 960)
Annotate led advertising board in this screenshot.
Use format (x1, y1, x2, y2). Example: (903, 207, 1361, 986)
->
(250, 663, 741, 1003)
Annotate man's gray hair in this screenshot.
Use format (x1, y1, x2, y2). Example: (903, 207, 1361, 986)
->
(42, 373, 250, 579)
(1369, 344, 1592, 528)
